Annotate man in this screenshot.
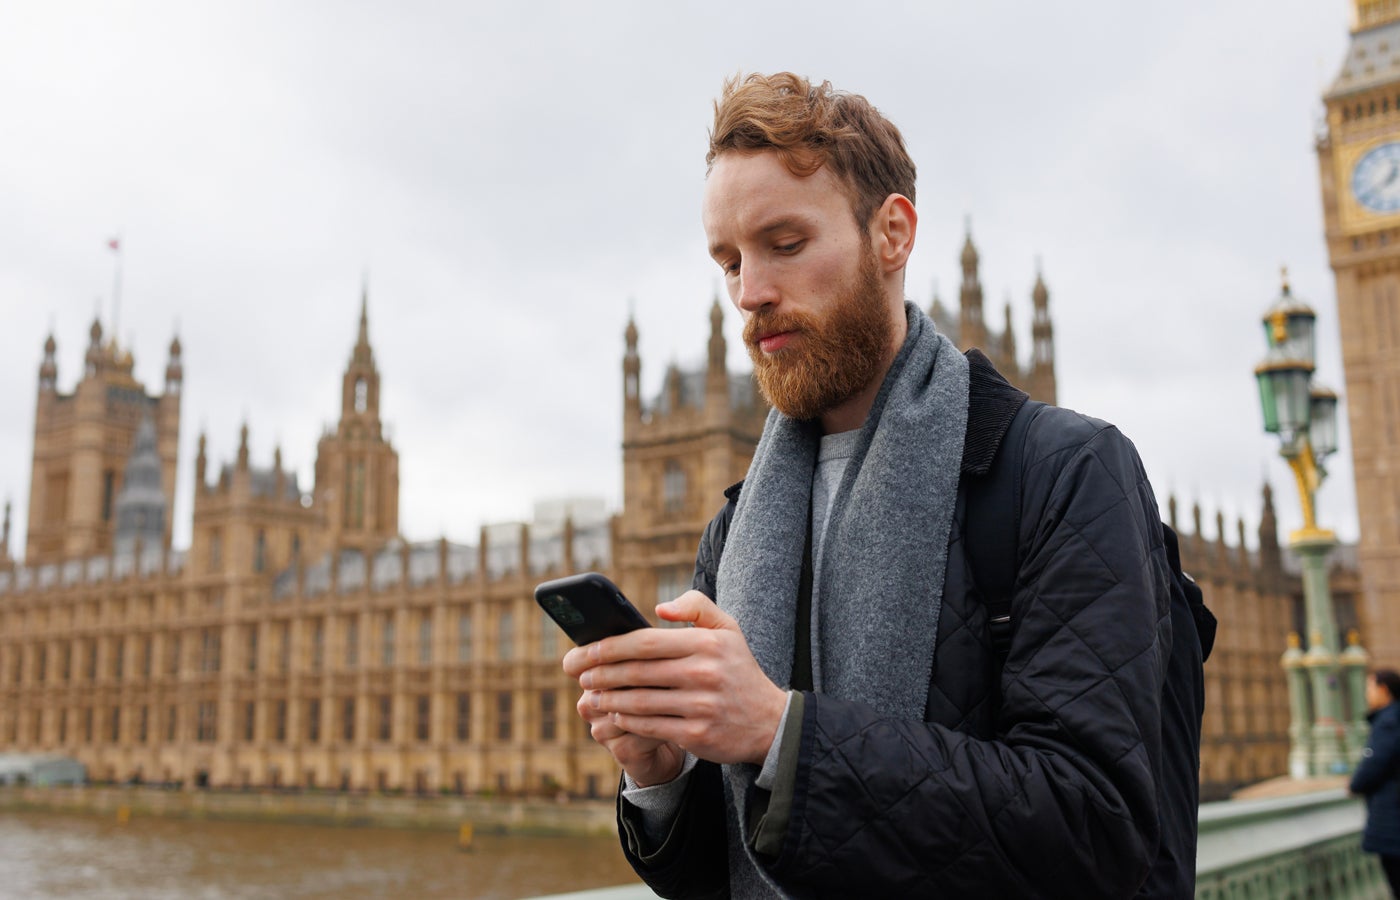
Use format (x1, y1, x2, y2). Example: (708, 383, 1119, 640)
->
(1351, 668, 1400, 895)
(564, 72, 1172, 898)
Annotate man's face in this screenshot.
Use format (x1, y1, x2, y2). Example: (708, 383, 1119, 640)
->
(703, 150, 894, 422)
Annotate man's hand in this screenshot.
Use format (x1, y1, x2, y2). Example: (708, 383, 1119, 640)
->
(562, 590, 789, 785)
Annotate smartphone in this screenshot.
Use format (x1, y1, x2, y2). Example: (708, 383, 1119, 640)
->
(534, 572, 651, 646)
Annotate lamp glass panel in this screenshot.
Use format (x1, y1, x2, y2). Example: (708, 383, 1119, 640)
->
(1273, 366, 1312, 433)
(1310, 393, 1338, 457)
(1284, 314, 1317, 367)
(1256, 370, 1280, 433)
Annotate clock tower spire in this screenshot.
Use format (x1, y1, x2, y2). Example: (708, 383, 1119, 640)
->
(1318, 7, 1400, 662)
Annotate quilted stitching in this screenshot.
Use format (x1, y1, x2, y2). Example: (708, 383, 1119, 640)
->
(766, 409, 1171, 899)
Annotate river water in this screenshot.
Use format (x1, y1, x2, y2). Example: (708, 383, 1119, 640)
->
(0, 811, 642, 899)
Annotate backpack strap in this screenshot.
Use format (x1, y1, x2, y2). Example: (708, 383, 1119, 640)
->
(965, 398, 1044, 665)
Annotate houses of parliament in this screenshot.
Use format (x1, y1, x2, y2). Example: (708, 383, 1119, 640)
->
(0, 222, 1358, 803)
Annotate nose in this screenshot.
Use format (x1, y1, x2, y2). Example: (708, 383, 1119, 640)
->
(734, 260, 778, 313)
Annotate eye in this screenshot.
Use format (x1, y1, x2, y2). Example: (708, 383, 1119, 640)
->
(775, 240, 804, 255)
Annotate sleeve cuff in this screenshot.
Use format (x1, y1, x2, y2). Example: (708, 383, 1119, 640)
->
(620, 753, 698, 847)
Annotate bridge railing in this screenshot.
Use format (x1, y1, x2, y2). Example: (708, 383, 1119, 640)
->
(1196, 788, 1385, 899)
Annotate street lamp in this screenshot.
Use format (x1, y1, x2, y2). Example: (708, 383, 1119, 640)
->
(1254, 269, 1359, 776)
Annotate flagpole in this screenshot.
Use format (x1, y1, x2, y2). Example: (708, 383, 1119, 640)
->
(108, 236, 122, 346)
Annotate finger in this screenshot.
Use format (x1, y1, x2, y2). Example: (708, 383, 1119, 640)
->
(581, 657, 692, 691)
(656, 589, 737, 631)
(595, 686, 708, 720)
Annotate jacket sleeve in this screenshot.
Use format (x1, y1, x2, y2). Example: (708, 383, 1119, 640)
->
(760, 421, 1171, 899)
(1351, 708, 1400, 796)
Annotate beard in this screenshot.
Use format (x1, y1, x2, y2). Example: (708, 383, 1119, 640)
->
(743, 246, 892, 421)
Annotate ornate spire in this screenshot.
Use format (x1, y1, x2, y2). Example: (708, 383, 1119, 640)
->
(237, 421, 250, 471)
(39, 332, 57, 392)
(196, 431, 208, 486)
(165, 333, 183, 394)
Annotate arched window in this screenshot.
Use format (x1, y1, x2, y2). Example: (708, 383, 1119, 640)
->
(663, 461, 687, 515)
(498, 612, 514, 662)
(354, 377, 368, 413)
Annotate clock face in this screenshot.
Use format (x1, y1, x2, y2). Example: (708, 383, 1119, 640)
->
(1352, 142, 1400, 213)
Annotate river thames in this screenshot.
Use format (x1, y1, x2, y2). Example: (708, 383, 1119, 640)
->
(0, 811, 641, 899)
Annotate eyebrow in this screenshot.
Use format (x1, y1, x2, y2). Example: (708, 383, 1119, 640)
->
(708, 217, 810, 259)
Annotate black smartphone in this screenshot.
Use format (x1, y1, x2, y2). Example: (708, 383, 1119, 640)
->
(534, 572, 651, 646)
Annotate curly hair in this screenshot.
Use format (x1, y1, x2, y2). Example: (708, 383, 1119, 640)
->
(707, 72, 917, 229)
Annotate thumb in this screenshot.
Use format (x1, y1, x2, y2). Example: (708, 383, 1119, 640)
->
(657, 589, 736, 631)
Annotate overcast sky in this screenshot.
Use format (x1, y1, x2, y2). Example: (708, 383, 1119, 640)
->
(0, 1, 1361, 559)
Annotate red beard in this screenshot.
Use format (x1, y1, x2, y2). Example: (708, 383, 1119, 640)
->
(743, 246, 892, 422)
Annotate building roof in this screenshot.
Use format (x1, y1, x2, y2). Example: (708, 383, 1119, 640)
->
(1328, 19, 1400, 100)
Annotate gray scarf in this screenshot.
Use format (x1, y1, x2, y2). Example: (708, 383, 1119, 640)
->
(715, 302, 969, 897)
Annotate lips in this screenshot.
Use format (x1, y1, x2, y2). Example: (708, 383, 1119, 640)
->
(756, 330, 795, 353)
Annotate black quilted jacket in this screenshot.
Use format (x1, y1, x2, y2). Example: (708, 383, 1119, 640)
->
(620, 352, 1173, 899)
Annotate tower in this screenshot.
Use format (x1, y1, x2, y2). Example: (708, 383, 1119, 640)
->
(25, 322, 181, 565)
(1318, 2, 1400, 661)
(938, 226, 1057, 405)
(310, 289, 400, 558)
(615, 300, 768, 612)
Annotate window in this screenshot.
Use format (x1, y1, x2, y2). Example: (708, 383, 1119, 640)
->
(416, 696, 430, 742)
(307, 699, 321, 744)
(311, 620, 324, 672)
(354, 377, 367, 413)
(58, 709, 67, 743)
(209, 531, 222, 572)
(342, 697, 356, 742)
(142, 638, 152, 679)
(114, 638, 124, 681)
(663, 460, 687, 515)
(110, 706, 121, 742)
(102, 470, 115, 522)
(345, 619, 359, 669)
(197, 702, 217, 742)
(381, 616, 395, 668)
(457, 613, 472, 663)
(254, 530, 266, 573)
(497, 692, 512, 742)
(200, 629, 221, 673)
(377, 696, 392, 742)
(83, 708, 94, 743)
(498, 612, 514, 662)
(274, 700, 287, 743)
(36, 645, 46, 683)
(278, 624, 290, 673)
(539, 614, 557, 658)
(61, 643, 71, 682)
(247, 626, 259, 673)
(455, 694, 470, 742)
(418, 615, 432, 666)
(540, 691, 557, 742)
(166, 705, 177, 742)
(85, 640, 97, 681)
(168, 634, 181, 676)
(244, 702, 256, 741)
(139, 706, 149, 744)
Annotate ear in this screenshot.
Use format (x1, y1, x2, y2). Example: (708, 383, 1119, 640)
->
(869, 193, 917, 273)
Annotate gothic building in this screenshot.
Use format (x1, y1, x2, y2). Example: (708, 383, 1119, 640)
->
(0, 229, 1362, 800)
(929, 226, 1057, 404)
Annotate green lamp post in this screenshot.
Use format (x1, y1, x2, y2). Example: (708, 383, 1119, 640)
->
(1254, 270, 1354, 777)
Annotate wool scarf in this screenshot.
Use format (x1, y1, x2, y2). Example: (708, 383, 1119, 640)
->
(715, 302, 969, 896)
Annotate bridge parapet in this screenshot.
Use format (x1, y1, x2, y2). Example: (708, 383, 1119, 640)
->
(1197, 788, 1385, 898)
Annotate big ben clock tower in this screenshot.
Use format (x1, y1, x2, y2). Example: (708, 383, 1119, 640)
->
(1319, 1, 1400, 662)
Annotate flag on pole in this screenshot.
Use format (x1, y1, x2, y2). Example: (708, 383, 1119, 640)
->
(107, 238, 120, 252)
